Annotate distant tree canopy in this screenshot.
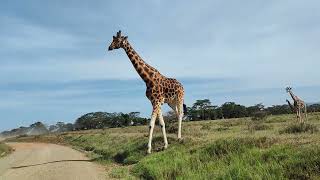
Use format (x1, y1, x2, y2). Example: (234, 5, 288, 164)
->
(221, 102, 247, 119)
(188, 99, 218, 120)
(74, 112, 148, 130)
(49, 122, 74, 132)
(308, 104, 320, 113)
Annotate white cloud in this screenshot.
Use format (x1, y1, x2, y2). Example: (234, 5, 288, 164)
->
(1, 0, 320, 131)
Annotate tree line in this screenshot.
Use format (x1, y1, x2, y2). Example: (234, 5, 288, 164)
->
(74, 112, 148, 130)
(2, 100, 320, 135)
(186, 99, 320, 121)
(73, 99, 320, 130)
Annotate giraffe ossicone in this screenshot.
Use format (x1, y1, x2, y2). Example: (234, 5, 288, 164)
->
(108, 30, 187, 154)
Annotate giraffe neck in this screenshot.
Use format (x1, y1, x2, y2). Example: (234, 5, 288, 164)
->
(122, 41, 163, 85)
(286, 100, 295, 112)
(288, 91, 297, 101)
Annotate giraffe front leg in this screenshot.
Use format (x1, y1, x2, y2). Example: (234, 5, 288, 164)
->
(304, 105, 308, 122)
(158, 110, 168, 150)
(177, 103, 183, 140)
(296, 111, 299, 123)
(147, 109, 157, 154)
(298, 108, 302, 124)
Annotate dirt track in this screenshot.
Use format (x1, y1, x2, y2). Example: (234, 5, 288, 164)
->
(0, 143, 105, 180)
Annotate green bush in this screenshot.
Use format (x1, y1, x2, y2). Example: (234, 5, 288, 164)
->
(280, 123, 319, 134)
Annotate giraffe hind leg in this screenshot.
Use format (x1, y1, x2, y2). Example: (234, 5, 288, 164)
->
(177, 102, 184, 140)
(299, 108, 303, 124)
(304, 105, 308, 122)
(158, 110, 168, 149)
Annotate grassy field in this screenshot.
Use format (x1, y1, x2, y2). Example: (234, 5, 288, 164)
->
(0, 143, 12, 158)
(7, 113, 320, 179)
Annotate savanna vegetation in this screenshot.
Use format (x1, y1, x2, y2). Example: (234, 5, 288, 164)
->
(7, 112, 320, 179)
(2, 99, 320, 137)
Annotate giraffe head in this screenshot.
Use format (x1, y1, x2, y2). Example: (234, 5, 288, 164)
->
(108, 30, 128, 51)
(286, 87, 292, 93)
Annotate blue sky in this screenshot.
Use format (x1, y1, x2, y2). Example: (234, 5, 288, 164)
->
(1, 0, 320, 131)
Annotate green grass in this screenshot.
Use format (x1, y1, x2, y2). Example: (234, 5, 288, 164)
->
(0, 143, 12, 158)
(7, 112, 320, 179)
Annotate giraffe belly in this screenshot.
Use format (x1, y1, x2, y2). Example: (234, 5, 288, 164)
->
(164, 95, 177, 104)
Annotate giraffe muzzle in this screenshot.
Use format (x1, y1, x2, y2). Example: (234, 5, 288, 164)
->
(108, 46, 113, 51)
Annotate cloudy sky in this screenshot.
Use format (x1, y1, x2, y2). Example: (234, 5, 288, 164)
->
(1, 0, 319, 131)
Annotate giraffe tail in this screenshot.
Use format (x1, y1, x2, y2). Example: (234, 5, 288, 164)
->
(183, 104, 187, 114)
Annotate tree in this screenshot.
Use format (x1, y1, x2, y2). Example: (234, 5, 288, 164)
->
(191, 99, 216, 120)
(266, 105, 291, 115)
(246, 103, 265, 117)
(74, 112, 109, 130)
(308, 104, 320, 113)
(74, 111, 148, 130)
(221, 102, 247, 119)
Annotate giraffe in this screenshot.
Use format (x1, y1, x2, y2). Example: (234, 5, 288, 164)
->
(286, 87, 307, 123)
(107, 31, 186, 154)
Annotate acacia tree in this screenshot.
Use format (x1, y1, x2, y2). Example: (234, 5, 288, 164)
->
(246, 103, 265, 117)
(221, 102, 247, 119)
(189, 99, 217, 120)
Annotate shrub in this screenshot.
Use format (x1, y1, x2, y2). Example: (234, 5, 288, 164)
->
(110, 167, 129, 179)
(251, 111, 268, 121)
(247, 111, 269, 132)
(84, 145, 95, 151)
(248, 122, 270, 132)
(280, 123, 319, 134)
(166, 123, 178, 134)
(218, 120, 243, 128)
(215, 127, 229, 131)
(0, 143, 12, 157)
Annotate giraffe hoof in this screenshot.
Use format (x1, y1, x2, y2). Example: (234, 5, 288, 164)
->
(147, 149, 152, 154)
(163, 145, 168, 150)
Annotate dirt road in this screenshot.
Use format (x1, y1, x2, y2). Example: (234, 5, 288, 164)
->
(0, 143, 105, 180)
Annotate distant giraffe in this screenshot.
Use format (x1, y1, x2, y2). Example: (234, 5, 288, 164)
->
(286, 87, 307, 123)
(108, 31, 186, 154)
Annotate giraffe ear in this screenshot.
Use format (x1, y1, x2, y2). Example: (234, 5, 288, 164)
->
(113, 36, 116, 39)
(124, 36, 128, 40)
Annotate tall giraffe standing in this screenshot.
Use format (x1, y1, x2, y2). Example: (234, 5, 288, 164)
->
(286, 87, 307, 123)
(108, 31, 186, 154)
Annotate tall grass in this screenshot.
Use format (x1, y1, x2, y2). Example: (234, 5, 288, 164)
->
(132, 138, 320, 180)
